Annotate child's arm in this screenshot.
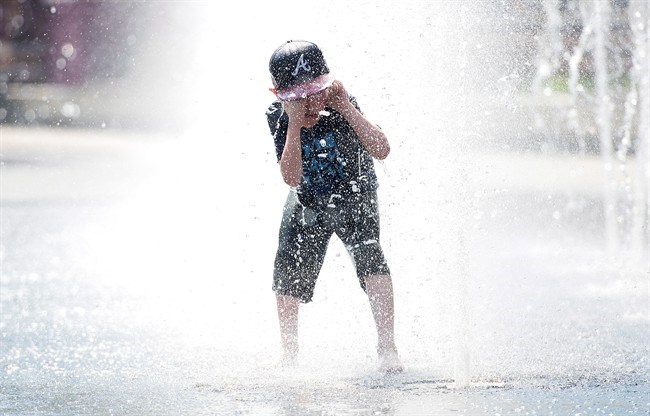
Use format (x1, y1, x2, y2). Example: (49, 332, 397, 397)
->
(326, 80, 390, 160)
(279, 100, 307, 187)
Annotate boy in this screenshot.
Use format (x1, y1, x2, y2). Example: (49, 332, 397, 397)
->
(266, 40, 402, 373)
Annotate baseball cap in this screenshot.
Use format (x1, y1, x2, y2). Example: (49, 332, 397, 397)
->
(269, 40, 335, 101)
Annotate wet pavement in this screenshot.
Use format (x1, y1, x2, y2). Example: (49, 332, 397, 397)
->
(1, 127, 648, 415)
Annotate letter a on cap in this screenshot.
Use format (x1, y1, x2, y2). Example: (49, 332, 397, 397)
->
(292, 54, 311, 76)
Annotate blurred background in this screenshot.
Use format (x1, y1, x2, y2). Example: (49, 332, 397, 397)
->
(1, 1, 647, 255)
(1, 1, 648, 415)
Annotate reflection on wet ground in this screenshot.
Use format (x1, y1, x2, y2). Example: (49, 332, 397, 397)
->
(1, 128, 648, 415)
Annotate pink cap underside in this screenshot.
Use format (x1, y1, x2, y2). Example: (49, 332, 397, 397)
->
(276, 74, 334, 101)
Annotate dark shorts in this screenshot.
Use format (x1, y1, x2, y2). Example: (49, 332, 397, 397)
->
(273, 190, 391, 303)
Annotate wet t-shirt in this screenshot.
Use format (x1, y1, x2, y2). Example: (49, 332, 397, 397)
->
(266, 96, 379, 207)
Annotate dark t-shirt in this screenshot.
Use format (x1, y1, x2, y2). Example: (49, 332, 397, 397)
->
(266, 96, 379, 207)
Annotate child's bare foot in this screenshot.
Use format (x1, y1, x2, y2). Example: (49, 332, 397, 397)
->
(378, 348, 404, 374)
(278, 350, 298, 368)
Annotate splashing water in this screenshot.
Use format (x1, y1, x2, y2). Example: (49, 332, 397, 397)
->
(1, 1, 648, 415)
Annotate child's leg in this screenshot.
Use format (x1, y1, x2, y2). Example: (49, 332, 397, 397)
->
(272, 192, 331, 363)
(276, 293, 300, 364)
(365, 274, 403, 373)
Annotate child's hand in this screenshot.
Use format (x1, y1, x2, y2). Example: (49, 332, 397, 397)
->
(326, 80, 351, 113)
(282, 99, 308, 128)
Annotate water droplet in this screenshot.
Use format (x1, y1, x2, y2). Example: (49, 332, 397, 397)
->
(24, 108, 36, 123)
(60, 102, 81, 118)
(61, 43, 75, 59)
(11, 15, 24, 30)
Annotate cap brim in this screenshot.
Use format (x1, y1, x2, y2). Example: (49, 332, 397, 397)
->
(276, 73, 335, 101)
